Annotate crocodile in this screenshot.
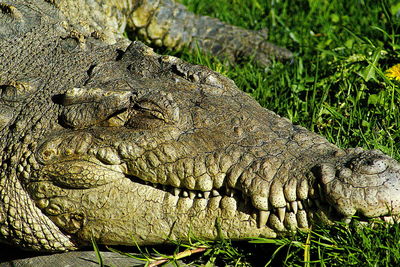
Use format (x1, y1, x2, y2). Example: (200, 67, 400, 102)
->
(0, 0, 399, 259)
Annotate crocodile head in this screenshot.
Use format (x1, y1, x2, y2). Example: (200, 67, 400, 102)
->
(6, 42, 400, 251)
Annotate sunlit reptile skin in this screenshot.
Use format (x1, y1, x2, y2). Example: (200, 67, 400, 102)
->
(0, 0, 399, 254)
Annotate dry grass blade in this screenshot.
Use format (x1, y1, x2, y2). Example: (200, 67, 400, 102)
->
(148, 247, 208, 267)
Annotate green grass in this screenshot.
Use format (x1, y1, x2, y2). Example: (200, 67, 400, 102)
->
(176, 0, 400, 158)
(106, 0, 400, 266)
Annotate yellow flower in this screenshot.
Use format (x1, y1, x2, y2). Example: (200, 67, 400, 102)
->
(385, 64, 400, 81)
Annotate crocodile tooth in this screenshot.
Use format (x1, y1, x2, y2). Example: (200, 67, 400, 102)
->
(309, 186, 315, 198)
(173, 188, 181, 196)
(317, 184, 324, 198)
(342, 217, 352, 224)
(182, 191, 189, 197)
(226, 187, 234, 197)
(189, 191, 195, 199)
(297, 200, 303, 210)
(291, 201, 298, 214)
(211, 190, 220, 197)
(384, 216, 394, 224)
(308, 212, 314, 222)
(203, 191, 211, 198)
(197, 192, 203, 198)
(277, 207, 285, 222)
(258, 210, 270, 228)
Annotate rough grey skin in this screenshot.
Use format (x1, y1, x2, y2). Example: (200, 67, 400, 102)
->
(0, 0, 399, 261)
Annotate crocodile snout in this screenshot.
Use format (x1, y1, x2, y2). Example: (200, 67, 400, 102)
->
(319, 148, 400, 221)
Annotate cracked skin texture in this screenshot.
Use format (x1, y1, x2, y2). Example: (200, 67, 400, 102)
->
(0, 0, 399, 255)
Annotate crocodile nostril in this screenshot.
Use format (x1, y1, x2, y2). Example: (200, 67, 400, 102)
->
(360, 159, 388, 175)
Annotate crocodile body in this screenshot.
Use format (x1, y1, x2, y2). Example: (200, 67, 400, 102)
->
(0, 0, 399, 256)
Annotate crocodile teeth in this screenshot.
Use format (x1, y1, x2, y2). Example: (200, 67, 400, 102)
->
(298, 200, 303, 210)
(211, 190, 220, 197)
(384, 216, 394, 224)
(342, 217, 352, 224)
(189, 191, 196, 199)
(173, 188, 181, 196)
(204, 191, 211, 198)
(258, 210, 270, 228)
(197, 192, 203, 198)
(277, 207, 285, 222)
(291, 201, 298, 214)
(226, 187, 234, 197)
(182, 191, 189, 197)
